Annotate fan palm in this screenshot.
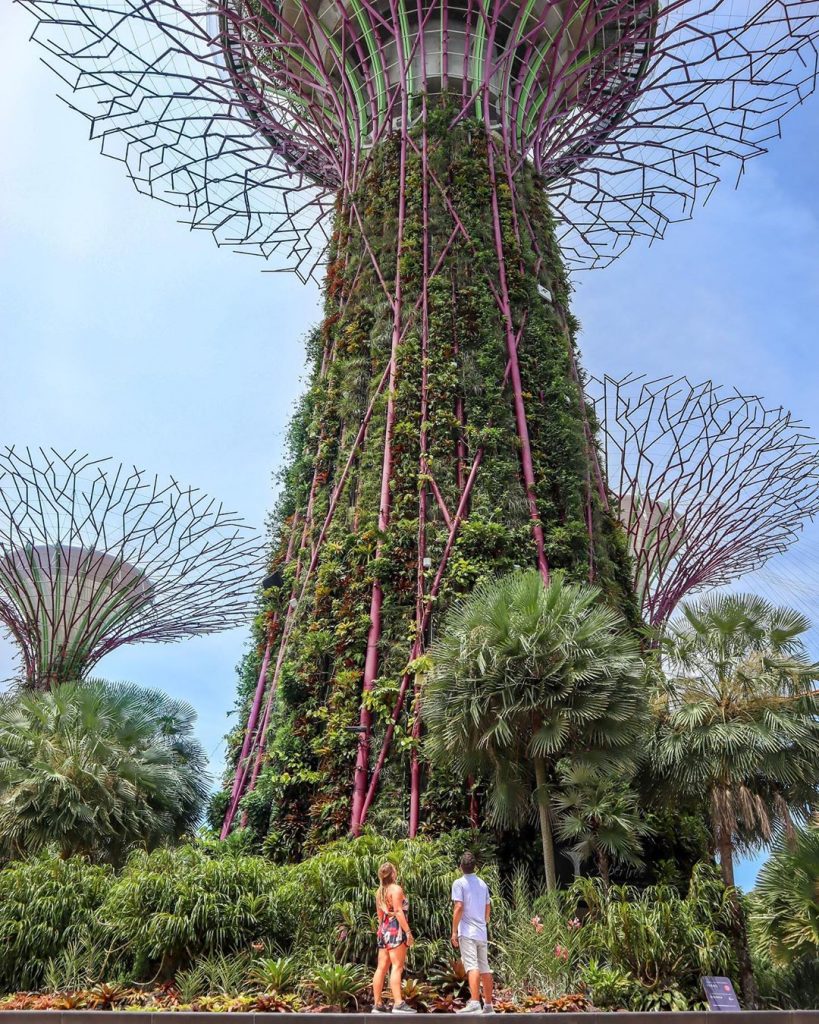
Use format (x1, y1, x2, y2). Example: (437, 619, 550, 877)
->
(652, 593, 819, 1004)
(0, 679, 209, 862)
(424, 570, 647, 889)
(552, 762, 651, 886)
(753, 818, 819, 965)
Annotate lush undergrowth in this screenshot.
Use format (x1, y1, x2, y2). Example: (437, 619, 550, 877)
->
(2, 832, 812, 1011)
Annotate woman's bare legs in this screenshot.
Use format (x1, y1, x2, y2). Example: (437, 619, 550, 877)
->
(387, 944, 407, 1004)
(373, 948, 391, 1006)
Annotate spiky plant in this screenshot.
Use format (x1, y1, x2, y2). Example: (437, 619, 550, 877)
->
(752, 819, 819, 965)
(0, 679, 209, 862)
(306, 962, 368, 1008)
(552, 763, 651, 886)
(424, 570, 647, 889)
(652, 594, 819, 1005)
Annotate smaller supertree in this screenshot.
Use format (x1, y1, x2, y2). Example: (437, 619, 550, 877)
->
(0, 447, 262, 687)
(589, 375, 819, 626)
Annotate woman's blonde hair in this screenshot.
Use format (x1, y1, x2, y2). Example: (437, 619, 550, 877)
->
(376, 862, 397, 912)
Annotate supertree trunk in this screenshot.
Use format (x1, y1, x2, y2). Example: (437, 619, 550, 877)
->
(239, 111, 636, 850)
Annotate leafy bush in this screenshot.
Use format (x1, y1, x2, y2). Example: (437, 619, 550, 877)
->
(491, 871, 579, 997)
(579, 960, 634, 1009)
(0, 838, 761, 1009)
(752, 823, 819, 964)
(0, 852, 112, 990)
(571, 863, 733, 1007)
(0, 680, 209, 863)
(101, 843, 285, 978)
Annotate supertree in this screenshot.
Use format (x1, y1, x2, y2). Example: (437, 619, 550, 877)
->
(588, 375, 819, 628)
(18, 0, 819, 845)
(0, 447, 262, 687)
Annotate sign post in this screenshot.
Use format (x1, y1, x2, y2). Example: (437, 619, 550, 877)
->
(702, 977, 742, 1011)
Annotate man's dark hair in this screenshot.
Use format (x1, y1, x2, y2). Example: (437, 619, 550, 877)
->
(460, 851, 476, 873)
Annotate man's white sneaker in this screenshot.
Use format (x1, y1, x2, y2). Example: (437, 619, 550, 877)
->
(456, 1000, 483, 1014)
(392, 1002, 417, 1015)
(481, 1005, 496, 1014)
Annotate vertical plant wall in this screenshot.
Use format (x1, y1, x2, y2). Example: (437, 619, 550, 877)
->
(219, 112, 636, 859)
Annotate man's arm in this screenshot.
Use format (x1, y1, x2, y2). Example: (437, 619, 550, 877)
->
(451, 901, 463, 947)
(485, 899, 491, 924)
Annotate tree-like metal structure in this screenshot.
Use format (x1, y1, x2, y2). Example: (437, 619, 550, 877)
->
(0, 448, 262, 687)
(18, 0, 819, 845)
(588, 375, 819, 628)
(19, 1, 819, 277)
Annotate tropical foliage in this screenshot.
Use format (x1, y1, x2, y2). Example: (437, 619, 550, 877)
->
(424, 570, 646, 888)
(0, 679, 209, 863)
(651, 594, 819, 1003)
(552, 762, 651, 885)
(753, 820, 819, 963)
(0, 835, 815, 1009)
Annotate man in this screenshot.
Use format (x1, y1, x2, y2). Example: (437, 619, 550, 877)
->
(451, 851, 494, 1014)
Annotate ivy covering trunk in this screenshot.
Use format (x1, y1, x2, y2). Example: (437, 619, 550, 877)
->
(221, 111, 637, 858)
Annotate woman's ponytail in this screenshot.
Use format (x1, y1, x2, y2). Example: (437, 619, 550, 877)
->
(377, 862, 396, 912)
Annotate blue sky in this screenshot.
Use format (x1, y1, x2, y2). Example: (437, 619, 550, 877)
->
(2, 3, 818, 887)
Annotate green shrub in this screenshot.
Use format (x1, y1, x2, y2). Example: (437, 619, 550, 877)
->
(571, 863, 733, 1006)
(273, 831, 492, 968)
(491, 871, 579, 997)
(0, 852, 112, 990)
(101, 844, 285, 978)
(752, 824, 819, 965)
(251, 955, 300, 994)
(305, 962, 368, 1007)
(579, 959, 634, 1009)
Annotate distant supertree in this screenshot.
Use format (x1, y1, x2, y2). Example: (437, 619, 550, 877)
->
(589, 375, 819, 627)
(0, 448, 262, 687)
(17, 0, 819, 841)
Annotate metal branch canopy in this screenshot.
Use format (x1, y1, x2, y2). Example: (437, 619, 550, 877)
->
(0, 448, 262, 687)
(589, 375, 819, 627)
(20, 1, 819, 278)
(18, 0, 819, 842)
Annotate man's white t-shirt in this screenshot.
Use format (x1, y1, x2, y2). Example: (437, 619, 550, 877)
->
(452, 872, 490, 942)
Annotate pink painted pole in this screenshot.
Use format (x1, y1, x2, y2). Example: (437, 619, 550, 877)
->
(484, 131, 550, 583)
(359, 446, 485, 825)
(349, 52, 410, 836)
(220, 638, 272, 837)
(408, 83, 431, 839)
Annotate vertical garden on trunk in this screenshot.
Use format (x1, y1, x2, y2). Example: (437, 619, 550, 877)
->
(220, 111, 637, 857)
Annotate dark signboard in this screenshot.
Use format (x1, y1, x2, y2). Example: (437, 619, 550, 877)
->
(702, 976, 741, 1011)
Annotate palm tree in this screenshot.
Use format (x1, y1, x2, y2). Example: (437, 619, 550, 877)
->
(552, 762, 651, 886)
(752, 818, 819, 965)
(0, 679, 209, 862)
(423, 570, 646, 889)
(652, 593, 819, 1005)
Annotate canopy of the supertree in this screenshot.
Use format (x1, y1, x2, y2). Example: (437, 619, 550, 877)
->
(0, 447, 263, 687)
(588, 374, 819, 626)
(20, 0, 819, 279)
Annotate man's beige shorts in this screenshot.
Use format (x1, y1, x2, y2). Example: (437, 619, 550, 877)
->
(459, 936, 492, 974)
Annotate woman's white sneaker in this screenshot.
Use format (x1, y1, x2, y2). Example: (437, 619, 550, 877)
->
(456, 1000, 483, 1014)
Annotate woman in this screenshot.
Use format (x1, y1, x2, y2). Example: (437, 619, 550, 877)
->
(372, 862, 416, 1014)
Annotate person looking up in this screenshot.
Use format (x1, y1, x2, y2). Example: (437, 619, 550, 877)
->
(372, 862, 416, 1014)
(451, 851, 494, 1014)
